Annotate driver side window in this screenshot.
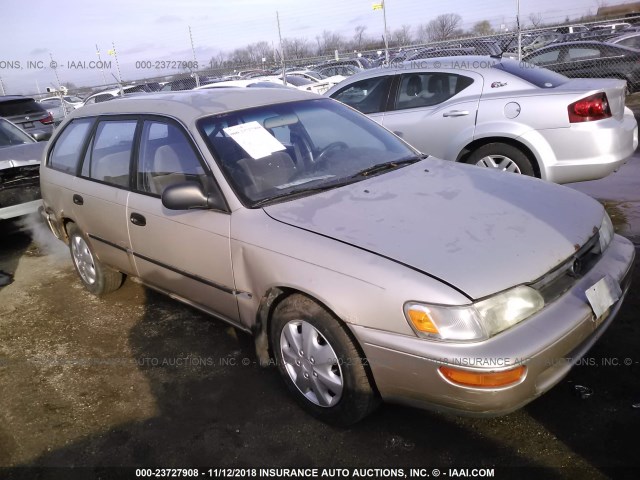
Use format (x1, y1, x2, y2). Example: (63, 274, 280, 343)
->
(136, 120, 207, 196)
(331, 76, 392, 114)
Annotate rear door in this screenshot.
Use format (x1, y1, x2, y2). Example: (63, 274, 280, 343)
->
(380, 70, 483, 159)
(72, 117, 139, 275)
(126, 118, 238, 323)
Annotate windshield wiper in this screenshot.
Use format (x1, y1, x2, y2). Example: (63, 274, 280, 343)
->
(350, 155, 426, 179)
(251, 154, 427, 208)
(251, 178, 359, 208)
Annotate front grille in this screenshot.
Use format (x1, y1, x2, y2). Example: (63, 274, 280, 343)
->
(0, 165, 41, 208)
(531, 233, 602, 304)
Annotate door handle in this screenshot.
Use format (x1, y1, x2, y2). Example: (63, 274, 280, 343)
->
(130, 213, 146, 227)
(73, 194, 83, 205)
(443, 110, 470, 117)
(393, 131, 404, 138)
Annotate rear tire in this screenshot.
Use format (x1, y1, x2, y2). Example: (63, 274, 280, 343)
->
(465, 143, 535, 177)
(270, 294, 379, 426)
(67, 223, 124, 295)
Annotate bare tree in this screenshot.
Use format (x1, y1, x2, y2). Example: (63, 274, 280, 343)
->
(282, 37, 312, 59)
(353, 25, 368, 50)
(316, 30, 345, 55)
(252, 41, 272, 62)
(420, 13, 463, 42)
(471, 20, 494, 36)
(528, 12, 544, 28)
(391, 24, 412, 46)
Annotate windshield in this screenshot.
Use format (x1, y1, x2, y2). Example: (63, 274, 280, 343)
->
(198, 98, 417, 207)
(64, 96, 83, 103)
(0, 118, 35, 147)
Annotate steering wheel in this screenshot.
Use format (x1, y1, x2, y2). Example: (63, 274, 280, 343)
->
(314, 141, 348, 164)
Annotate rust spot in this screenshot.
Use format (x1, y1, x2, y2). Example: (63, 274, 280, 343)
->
(574, 243, 581, 252)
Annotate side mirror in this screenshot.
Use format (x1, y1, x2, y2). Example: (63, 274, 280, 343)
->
(161, 181, 226, 211)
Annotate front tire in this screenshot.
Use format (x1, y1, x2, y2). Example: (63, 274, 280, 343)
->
(67, 223, 124, 295)
(270, 294, 379, 425)
(465, 143, 535, 177)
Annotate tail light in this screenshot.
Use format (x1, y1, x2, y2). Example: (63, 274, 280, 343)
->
(39, 112, 54, 125)
(568, 92, 611, 123)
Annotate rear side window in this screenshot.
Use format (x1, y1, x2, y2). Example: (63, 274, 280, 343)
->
(331, 76, 392, 114)
(48, 118, 93, 173)
(394, 73, 473, 110)
(81, 120, 137, 187)
(0, 99, 45, 117)
(493, 60, 568, 88)
(567, 47, 600, 60)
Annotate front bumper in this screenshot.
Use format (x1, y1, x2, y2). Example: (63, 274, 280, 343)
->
(350, 234, 635, 416)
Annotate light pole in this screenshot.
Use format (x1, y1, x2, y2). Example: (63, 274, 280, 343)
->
(373, 1, 390, 64)
(517, 0, 522, 60)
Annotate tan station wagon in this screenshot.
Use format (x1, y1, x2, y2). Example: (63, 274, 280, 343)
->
(40, 89, 635, 425)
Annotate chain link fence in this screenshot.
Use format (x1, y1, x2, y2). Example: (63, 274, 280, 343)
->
(18, 15, 640, 109)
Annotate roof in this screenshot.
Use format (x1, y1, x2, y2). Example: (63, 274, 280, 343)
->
(0, 95, 35, 102)
(70, 88, 320, 123)
(597, 1, 640, 16)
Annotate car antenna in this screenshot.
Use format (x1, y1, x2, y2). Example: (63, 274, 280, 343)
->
(491, 33, 517, 59)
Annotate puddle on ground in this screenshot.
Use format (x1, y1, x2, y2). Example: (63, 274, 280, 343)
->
(601, 201, 629, 233)
(0, 270, 14, 288)
(601, 200, 640, 244)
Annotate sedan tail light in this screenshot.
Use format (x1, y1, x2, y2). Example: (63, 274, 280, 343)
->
(568, 92, 611, 123)
(39, 112, 54, 125)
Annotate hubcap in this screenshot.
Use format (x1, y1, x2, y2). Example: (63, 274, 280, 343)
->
(475, 154, 521, 174)
(280, 320, 343, 407)
(71, 235, 97, 285)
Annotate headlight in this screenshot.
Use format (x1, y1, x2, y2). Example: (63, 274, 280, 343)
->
(405, 286, 544, 342)
(598, 212, 614, 252)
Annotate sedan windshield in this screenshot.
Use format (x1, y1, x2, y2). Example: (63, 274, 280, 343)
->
(198, 98, 417, 207)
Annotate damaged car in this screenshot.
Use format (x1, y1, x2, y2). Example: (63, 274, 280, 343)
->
(40, 89, 635, 425)
(0, 118, 45, 220)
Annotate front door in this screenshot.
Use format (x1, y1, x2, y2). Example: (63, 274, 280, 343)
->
(126, 118, 238, 323)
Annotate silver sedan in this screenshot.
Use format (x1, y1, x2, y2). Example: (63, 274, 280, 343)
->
(326, 56, 638, 183)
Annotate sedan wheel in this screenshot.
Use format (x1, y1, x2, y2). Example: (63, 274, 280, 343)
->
(271, 294, 379, 425)
(474, 154, 521, 173)
(466, 142, 535, 177)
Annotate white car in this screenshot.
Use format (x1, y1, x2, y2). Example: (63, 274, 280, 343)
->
(326, 56, 638, 184)
(83, 85, 151, 106)
(195, 75, 344, 95)
(39, 95, 83, 111)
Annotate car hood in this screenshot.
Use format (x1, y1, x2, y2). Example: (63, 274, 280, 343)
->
(264, 159, 604, 300)
(0, 142, 45, 171)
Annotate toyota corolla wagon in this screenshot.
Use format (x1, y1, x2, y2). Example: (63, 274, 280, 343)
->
(40, 89, 635, 425)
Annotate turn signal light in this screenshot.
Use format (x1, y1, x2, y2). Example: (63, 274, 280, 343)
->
(439, 365, 526, 387)
(568, 93, 611, 123)
(406, 308, 440, 334)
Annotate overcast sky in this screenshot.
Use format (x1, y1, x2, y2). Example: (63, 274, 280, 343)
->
(1, 0, 601, 94)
